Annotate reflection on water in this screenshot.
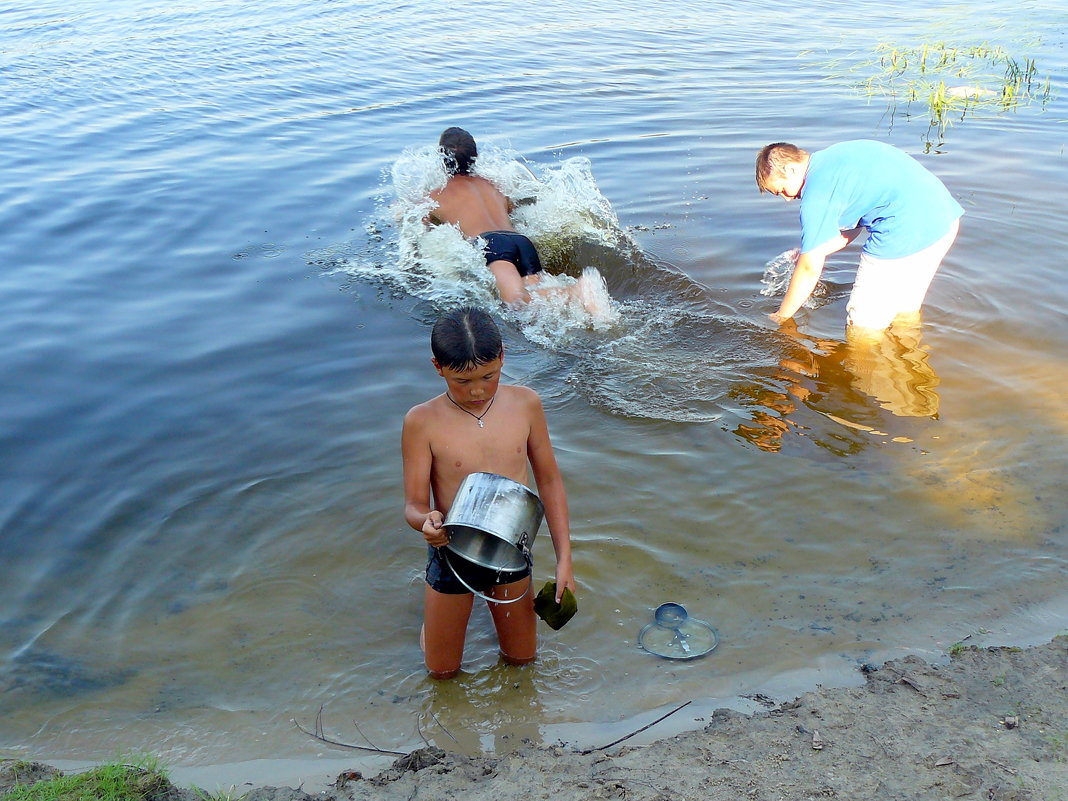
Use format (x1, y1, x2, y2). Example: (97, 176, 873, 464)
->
(844, 320, 941, 417)
(731, 319, 941, 454)
(304, 639, 608, 757)
(0, 645, 133, 702)
(803, 6, 1059, 151)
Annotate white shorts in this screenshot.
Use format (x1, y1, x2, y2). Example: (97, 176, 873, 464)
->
(847, 219, 960, 330)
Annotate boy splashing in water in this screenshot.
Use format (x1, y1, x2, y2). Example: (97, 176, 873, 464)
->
(427, 127, 614, 320)
(402, 306, 576, 678)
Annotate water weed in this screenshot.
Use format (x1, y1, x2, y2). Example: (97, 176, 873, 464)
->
(867, 40, 1051, 145)
(829, 35, 1054, 147)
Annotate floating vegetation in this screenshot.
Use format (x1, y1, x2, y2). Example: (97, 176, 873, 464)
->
(854, 40, 1053, 146)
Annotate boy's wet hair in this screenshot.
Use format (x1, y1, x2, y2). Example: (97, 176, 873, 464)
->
(439, 127, 478, 176)
(431, 306, 503, 371)
(755, 142, 809, 192)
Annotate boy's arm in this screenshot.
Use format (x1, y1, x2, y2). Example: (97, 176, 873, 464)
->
(525, 393, 575, 602)
(401, 407, 447, 548)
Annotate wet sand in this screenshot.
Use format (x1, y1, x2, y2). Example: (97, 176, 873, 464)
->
(4, 636, 1065, 801)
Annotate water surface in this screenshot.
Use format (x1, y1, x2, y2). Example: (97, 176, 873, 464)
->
(2, 0, 1067, 774)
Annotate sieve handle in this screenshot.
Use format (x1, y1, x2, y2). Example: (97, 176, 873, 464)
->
(440, 547, 531, 605)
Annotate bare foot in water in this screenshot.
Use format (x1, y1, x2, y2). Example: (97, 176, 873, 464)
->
(574, 266, 617, 324)
(527, 267, 617, 324)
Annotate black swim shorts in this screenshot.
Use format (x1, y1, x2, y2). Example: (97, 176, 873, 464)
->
(480, 230, 543, 277)
(425, 546, 531, 595)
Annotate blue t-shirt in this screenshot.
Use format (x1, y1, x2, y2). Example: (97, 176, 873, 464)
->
(799, 140, 964, 259)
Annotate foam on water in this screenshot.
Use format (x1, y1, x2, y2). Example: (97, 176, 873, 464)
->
(760, 248, 799, 297)
(760, 247, 834, 309)
(343, 143, 625, 340)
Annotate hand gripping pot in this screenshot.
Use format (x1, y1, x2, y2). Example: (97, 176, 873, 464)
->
(442, 472, 544, 604)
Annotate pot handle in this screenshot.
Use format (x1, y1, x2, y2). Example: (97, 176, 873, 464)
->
(440, 547, 532, 605)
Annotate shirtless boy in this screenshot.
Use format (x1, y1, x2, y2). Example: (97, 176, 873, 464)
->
(427, 127, 612, 317)
(756, 140, 963, 332)
(402, 306, 576, 679)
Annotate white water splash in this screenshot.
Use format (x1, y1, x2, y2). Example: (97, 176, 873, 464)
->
(760, 248, 799, 297)
(339, 142, 624, 339)
(760, 247, 837, 309)
(517, 266, 619, 348)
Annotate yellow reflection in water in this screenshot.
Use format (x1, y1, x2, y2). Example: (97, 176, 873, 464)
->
(843, 317, 941, 418)
(732, 317, 1060, 541)
(731, 317, 941, 454)
(908, 453, 1046, 542)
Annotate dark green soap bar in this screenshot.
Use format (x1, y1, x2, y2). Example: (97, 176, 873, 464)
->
(534, 581, 577, 630)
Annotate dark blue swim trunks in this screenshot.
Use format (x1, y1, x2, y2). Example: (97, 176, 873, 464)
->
(425, 546, 531, 595)
(480, 230, 543, 277)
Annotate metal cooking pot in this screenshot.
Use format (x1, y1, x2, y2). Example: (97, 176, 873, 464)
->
(444, 472, 544, 573)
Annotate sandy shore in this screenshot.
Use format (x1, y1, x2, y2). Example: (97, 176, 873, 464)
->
(4, 636, 1065, 801)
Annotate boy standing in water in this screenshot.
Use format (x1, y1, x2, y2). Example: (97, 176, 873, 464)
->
(427, 127, 612, 317)
(402, 306, 576, 679)
(756, 140, 963, 332)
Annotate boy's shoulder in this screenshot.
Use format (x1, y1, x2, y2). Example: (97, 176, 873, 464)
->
(497, 383, 543, 411)
(403, 395, 449, 436)
(405, 393, 446, 422)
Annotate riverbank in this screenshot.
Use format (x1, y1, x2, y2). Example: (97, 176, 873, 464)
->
(4, 636, 1065, 801)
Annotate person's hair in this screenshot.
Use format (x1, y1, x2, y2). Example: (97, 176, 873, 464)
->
(439, 127, 478, 176)
(431, 306, 503, 370)
(755, 143, 809, 192)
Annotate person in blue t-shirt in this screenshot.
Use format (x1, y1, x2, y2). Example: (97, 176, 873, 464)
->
(755, 140, 963, 331)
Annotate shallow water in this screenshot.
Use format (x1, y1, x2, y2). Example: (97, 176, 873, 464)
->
(2, 0, 1067, 774)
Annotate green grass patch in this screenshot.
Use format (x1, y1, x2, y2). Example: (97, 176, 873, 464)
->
(2, 758, 170, 801)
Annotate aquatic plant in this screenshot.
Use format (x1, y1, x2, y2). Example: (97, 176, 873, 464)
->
(852, 39, 1053, 147)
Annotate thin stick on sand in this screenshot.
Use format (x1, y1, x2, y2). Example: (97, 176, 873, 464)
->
(582, 700, 693, 755)
(292, 705, 407, 756)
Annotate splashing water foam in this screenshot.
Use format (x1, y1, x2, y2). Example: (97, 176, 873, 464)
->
(760, 248, 799, 298)
(339, 142, 624, 343)
(760, 248, 833, 309)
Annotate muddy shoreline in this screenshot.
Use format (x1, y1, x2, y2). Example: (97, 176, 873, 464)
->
(4, 636, 1065, 801)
